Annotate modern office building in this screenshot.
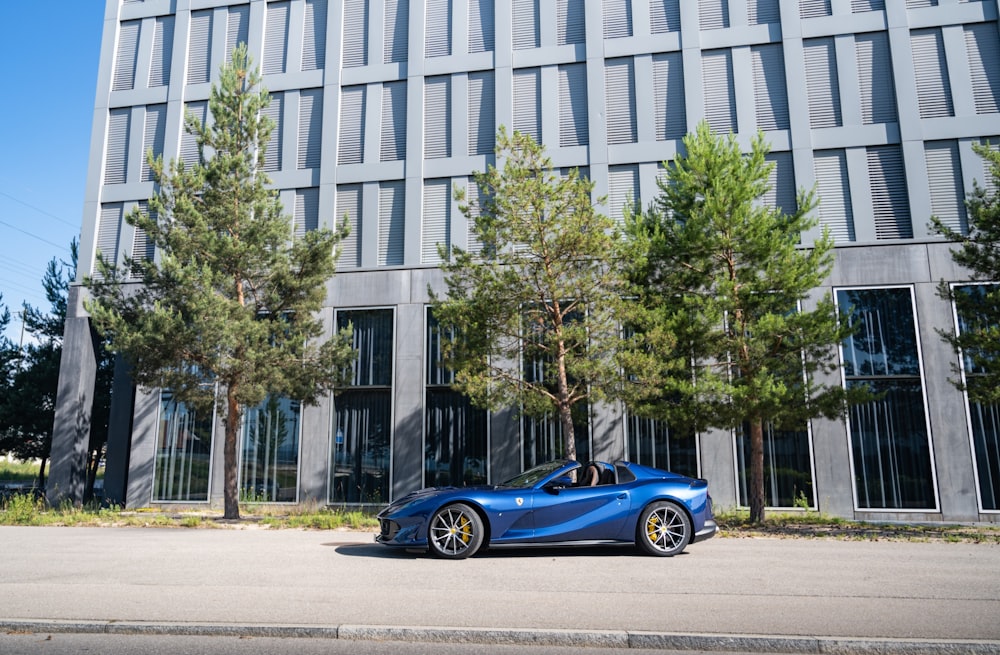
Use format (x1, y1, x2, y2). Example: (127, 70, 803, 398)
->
(50, 0, 1000, 523)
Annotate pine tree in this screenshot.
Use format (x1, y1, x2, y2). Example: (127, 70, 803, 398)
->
(87, 45, 353, 519)
(933, 142, 1000, 405)
(431, 128, 628, 464)
(623, 122, 855, 523)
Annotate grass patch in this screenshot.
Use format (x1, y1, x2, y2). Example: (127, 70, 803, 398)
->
(0, 460, 45, 485)
(715, 508, 1000, 543)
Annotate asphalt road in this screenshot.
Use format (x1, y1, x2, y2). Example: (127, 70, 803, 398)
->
(1, 526, 998, 653)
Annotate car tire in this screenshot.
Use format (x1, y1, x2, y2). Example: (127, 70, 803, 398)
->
(427, 503, 484, 559)
(636, 500, 691, 557)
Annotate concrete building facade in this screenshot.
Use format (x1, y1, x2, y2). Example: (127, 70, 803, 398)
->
(49, 0, 1000, 523)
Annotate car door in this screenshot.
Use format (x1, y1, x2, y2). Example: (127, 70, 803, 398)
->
(528, 483, 631, 542)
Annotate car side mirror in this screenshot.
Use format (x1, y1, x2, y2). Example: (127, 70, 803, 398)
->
(545, 475, 574, 492)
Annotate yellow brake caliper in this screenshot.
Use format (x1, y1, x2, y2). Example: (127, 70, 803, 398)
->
(458, 516, 471, 543)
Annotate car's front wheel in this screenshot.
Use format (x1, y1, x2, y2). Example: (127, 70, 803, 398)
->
(636, 500, 691, 557)
(427, 503, 484, 559)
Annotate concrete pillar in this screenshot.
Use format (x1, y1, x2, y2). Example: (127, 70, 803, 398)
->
(101, 355, 136, 506)
(47, 286, 98, 508)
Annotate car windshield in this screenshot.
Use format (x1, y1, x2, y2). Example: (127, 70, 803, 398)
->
(500, 460, 572, 488)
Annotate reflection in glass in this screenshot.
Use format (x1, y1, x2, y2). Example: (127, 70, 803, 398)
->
(522, 406, 591, 469)
(331, 309, 393, 504)
(838, 288, 936, 510)
(626, 414, 698, 478)
(736, 423, 813, 508)
(955, 285, 1000, 510)
(240, 395, 300, 502)
(153, 391, 213, 501)
(425, 312, 488, 487)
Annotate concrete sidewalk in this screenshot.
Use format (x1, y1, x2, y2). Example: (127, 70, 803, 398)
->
(1, 526, 998, 653)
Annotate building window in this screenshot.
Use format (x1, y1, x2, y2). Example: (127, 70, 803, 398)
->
(559, 63, 588, 147)
(424, 76, 452, 159)
(702, 49, 737, 134)
(105, 109, 131, 186)
(626, 415, 698, 478)
(384, 0, 409, 63)
(803, 38, 842, 128)
(425, 0, 452, 58)
(469, 0, 495, 52)
(113, 20, 140, 91)
(298, 89, 323, 169)
(226, 4, 250, 65)
(751, 44, 789, 132)
(468, 71, 495, 155)
(302, 0, 328, 71)
(339, 86, 366, 165)
(425, 310, 488, 487)
(604, 0, 633, 39)
(965, 22, 1000, 115)
(606, 58, 637, 145)
(331, 309, 394, 504)
(736, 424, 814, 508)
(294, 187, 320, 237)
(153, 391, 213, 502)
(838, 287, 937, 510)
(343, 0, 369, 67)
(262, 92, 284, 172)
(557, 0, 586, 45)
(513, 68, 541, 144)
(149, 16, 175, 88)
(813, 149, 855, 242)
(653, 52, 685, 141)
(240, 395, 301, 502)
(954, 284, 1000, 511)
(699, 0, 730, 30)
(925, 140, 967, 235)
(187, 9, 212, 85)
(512, 0, 540, 49)
(911, 28, 954, 119)
(336, 184, 362, 268)
(855, 32, 897, 125)
(142, 104, 166, 182)
(378, 180, 405, 266)
(763, 151, 796, 216)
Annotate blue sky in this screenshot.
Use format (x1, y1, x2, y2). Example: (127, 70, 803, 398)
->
(0, 2, 105, 343)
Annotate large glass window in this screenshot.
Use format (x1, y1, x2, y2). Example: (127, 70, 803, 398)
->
(838, 288, 937, 510)
(331, 309, 393, 504)
(240, 395, 301, 502)
(626, 414, 697, 478)
(736, 424, 814, 508)
(153, 391, 213, 502)
(425, 311, 489, 487)
(955, 284, 1000, 511)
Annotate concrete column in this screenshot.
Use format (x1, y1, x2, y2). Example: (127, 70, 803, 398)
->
(101, 355, 136, 506)
(47, 286, 98, 507)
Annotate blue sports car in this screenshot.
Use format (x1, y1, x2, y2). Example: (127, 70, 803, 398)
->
(376, 459, 717, 559)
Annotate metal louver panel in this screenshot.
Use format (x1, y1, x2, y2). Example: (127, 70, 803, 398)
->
(468, 71, 495, 155)
(105, 109, 130, 185)
(763, 152, 796, 215)
(981, 138, 1000, 195)
(261, 92, 284, 172)
(752, 44, 789, 131)
(925, 141, 967, 234)
(339, 86, 366, 164)
(226, 4, 249, 64)
(813, 150, 855, 242)
(336, 184, 362, 268)
(142, 104, 166, 182)
(343, 0, 369, 67)
(651, 0, 681, 34)
(513, 0, 540, 49)
(130, 204, 154, 280)
(867, 145, 912, 240)
(187, 10, 212, 84)
(465, 178, 485, 258)
(378, 180, 405, 266)
(654, 52, 686, 140)
(699, 0, 730, 30)
(264, 1, 290, 75)
(96, 203, 123, 276)
(114, 20, 140, 91)
(851, 0, 884, 11)
(748, 0, 780, 25)
(149, 16, 174, 88)
(856, 32, 897, 125)
(422, 179, 451, 264)
(604, 0, 633, 38)
(803, 38, 841, 128)
(558, 0, 586, 45)
(424, 76, 452, 159)
(702, 50, 737, 134)
(513, 68, 541, 142)
(180, 101, 207, 167)
(799, 0, 831, 18)
(384, 0, 409, 63)
(426, 0, 452, 58)
(469, 0, 494, 53)
(965, 22, 1000, 115)
(608, 165, 639, 223)
(911, 29, 953, 119)
(906, 0, 936, 7)
(294, 188, 320, 237)
(606, 59, 637, 144)
(559, 63, 588, 147)
(298, 89, 323, 169)
(381, 81, 407, 161)
(303, 0, 328, 70)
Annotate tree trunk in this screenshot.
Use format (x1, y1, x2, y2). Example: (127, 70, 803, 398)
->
(748, 418, 766, 524)
(37, 457, 47, 491)
(558, 399, 576, 463)
(224, 387, 241, 520)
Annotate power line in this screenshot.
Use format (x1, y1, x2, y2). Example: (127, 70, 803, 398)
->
(0, 188, 80, 229)
(0, 217, 72, 251)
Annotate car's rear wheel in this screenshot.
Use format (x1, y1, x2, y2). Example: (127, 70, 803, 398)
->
(636, 500, 691, 557)
(428, 503, 484, 559)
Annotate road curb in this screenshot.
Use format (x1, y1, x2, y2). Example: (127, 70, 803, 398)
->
(2, 620, 999, 654)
